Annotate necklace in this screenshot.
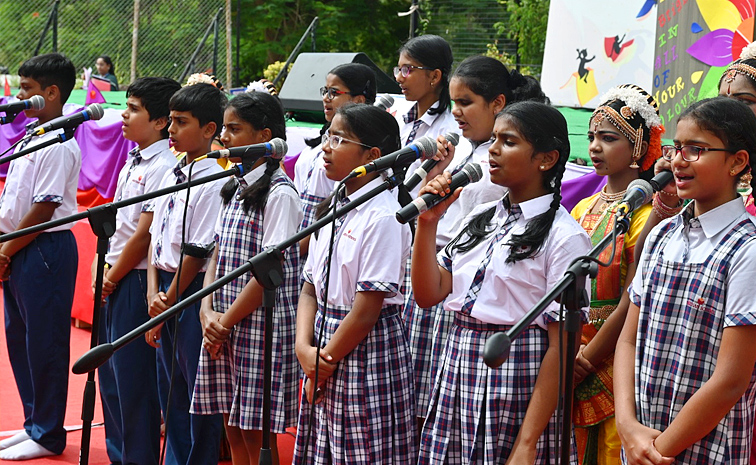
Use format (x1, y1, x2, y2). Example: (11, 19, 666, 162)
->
(595, 186, 627, 213)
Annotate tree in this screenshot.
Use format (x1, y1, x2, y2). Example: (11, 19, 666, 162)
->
(495, 0, 549, 67)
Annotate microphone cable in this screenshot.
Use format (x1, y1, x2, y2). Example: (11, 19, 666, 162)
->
(301, 181, 346, 464)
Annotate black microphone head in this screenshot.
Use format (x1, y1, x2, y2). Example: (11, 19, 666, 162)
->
(461, 162, 484, 183)
(87, 103, 105, 121)
(268, 137, 288, 160)
(483, 331, 512, 368)
(412, 136, 438, 159)
(29, 95, 45, 111)
(627, 178, 654, 204)
(374, 95, 394, 111)
(649, 170, 674, 191)
(444, 132, 460, 147)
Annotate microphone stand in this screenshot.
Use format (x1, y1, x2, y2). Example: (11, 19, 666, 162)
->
(0, 127, 76, 165)
(73, 167, 408, 465)
(482, 214, 630, 464)
(0, 162, 246, 465)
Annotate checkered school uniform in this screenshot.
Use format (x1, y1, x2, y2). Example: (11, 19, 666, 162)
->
(190, 168, 302, 432)
(627, 208, 756, 463)
(292, 177, 415, 464)
(401, 138, 500, 417)
(418, 195, 590, 465)
(294, 145, 335, 231)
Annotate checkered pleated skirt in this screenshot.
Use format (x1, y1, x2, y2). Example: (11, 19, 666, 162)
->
(402, 290, 454, 417)
(418, 313, 566, 465)
(292, 304, 417, 464)
(190, 297, 300, 432)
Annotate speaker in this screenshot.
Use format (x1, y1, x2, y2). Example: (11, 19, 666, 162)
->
(279, 52, 400, 115)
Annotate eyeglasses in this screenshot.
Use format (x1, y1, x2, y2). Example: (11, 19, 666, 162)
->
(661, 144, 735, 162)
(393, 64, 434, 78)
(319, 86, 354, 100)
(321, 132, 373, 150)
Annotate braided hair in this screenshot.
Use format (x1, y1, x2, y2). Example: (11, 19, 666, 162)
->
(220, 92, 287, 213)
(446, 101, 570, 263)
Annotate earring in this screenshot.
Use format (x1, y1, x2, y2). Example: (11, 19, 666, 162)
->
(540, 165, 545, 170)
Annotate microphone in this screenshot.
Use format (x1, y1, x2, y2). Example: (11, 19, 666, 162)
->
(396, 163, 483, 224)
(199, 138, 287, 161)
(0, 95, 45, 114)
(616, 178, 654, 217)
(404, 132, 461, 190)
(649, 170, 674, 191)
(348, 135, 437, 179)
(30, 103, 104, 136)
(374, 94, 395, 111)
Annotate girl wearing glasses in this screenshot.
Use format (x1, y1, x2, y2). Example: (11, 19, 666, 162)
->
(402, 54, 549, 433)
(615, 97, 756, 464)
(293, 104, 415, 464)
(294, 63, 376, 256)
(392, 34, 457, 166)
(192, 91, 303, 465)
(568, 84, 663, 465)
(413, 101, 590, 464)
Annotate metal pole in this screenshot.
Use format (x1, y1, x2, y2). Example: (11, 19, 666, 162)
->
(235, 0, 241, 87)
(272, 17, 319, 87)
(225, 0, 232, 88)
(179, 7, 223, 84)
(212, 12, 219, 76)
(130, 0, 140, 83)
(51, 1, 58, 52)
(409, 0, 418, 38)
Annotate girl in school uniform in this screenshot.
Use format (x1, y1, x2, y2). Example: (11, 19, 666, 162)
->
(413, 101, 591, 464)
(392, 34, 456, 148)
(294, 63, 376, 256)
(190, 91, 303, 465)
(293, 103, 415, 464)
(570, 84, 664, 465)
(403, 54, 550, 430)
(615, 97, 756, 464)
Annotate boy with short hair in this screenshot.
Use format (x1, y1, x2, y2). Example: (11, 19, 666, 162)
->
(97, 76, 181, 465)
(145, 82, 227, 465)
(0, 53, 80, 461)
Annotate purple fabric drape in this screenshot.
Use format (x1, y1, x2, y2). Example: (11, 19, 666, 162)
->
(0, 100, 134, 198)
(560, 171, 607, 212)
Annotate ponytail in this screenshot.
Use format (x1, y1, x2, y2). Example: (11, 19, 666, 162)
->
(399, 35, 453, 114)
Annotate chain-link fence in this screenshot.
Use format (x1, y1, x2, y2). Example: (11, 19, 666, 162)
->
(419, 0, 519, 69)
(0, 0, 229, 88)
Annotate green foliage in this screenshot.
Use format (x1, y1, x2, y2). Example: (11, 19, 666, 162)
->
(234, 0, 409, 86)
(262, 61, 292, 90)
(495, 0, 549, 67)
(484, 42, 540, 77)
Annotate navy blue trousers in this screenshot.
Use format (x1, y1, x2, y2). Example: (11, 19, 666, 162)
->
(4, 231, 77, 454)
(156, 269, 222, 465)
(98, 269, 161, 465)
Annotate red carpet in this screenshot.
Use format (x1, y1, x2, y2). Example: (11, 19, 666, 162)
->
(0, 309, 296, 464)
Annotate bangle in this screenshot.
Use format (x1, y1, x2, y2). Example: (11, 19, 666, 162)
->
(657, 189, 679, 199)
(652, 193, 684, 220)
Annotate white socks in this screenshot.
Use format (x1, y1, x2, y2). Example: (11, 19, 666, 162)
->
(0, 438, 56, 460)
(0, 433, 30, 451)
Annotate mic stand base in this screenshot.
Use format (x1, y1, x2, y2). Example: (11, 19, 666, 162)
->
(78, 204, 117, 465)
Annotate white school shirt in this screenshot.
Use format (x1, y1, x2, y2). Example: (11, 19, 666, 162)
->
(0, 128, 81, 233)
(303, 176, 412, 307)
(149, 158, 226, 272)
(293, 144, 335, 201)
(629, 197, 756, 316)
(438, 194, 591, 328)
(392, 99, 459, 197)
(214, 164, 303, 249)
(106, 139, 176, 268)
(436, 138, 509, 246)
